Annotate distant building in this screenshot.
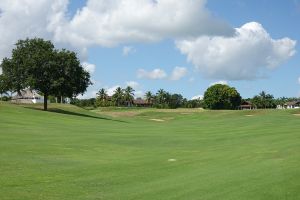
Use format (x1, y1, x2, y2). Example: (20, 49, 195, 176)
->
(11, 89, 44, 104)
(277, 101, 300, 109)
(238, 101, 256, 110)
(133, 98, 152, 107)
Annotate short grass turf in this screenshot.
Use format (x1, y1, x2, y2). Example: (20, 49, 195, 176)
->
(0, 102, 300, 200)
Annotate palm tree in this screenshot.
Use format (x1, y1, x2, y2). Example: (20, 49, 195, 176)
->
(145, 91, 154, 104)
(112, 87, 124, 106)
(156, 89, 167, 104)
(124, 86, 135, 106)
(96, 88, 108, 102)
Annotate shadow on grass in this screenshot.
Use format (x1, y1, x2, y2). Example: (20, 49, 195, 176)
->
(24, 107, 127, 123)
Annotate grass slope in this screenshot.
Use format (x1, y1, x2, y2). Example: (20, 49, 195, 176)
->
(0, 102, 300, 200)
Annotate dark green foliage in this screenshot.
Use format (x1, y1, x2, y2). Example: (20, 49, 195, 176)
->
(183, 99, 203, 108)
(145, 91, 154, 104)
(251, 91, 276, 109)
(123, 86, 135, 106)
(0, 74, 9, 96)
(95, 88, 109, 107)
(0, 38, 91, 110)
(112, 87, 125, 106)
(203, 84, 241, 110)
(70, 98, 96, 108)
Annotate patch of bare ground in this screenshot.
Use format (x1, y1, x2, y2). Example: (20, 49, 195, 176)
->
(245, 115, 254, 117)
(293, 114, 300, 116)
(149, 119, 165, 122)
(100, 111, 141, 118)
(149, 117, 174, 122)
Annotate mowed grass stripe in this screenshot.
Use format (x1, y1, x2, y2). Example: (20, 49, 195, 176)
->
(0, 102, 300, 199)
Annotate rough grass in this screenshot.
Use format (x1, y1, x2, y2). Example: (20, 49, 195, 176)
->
(1, 102, 300, 200)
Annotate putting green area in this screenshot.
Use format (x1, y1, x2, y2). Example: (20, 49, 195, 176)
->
(1, 102, 300, 200)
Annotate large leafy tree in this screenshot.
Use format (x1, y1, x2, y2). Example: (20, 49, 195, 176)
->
(203, 84, 241, 110)
(0, 38, 91, 110)
(0, 75, 9, 97)
(168, 93, 184, 109)
(53, 49, 91, 101)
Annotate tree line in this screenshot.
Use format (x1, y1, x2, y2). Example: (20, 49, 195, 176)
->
(71, 84, 299, 110)
(70, 87, 203, 109)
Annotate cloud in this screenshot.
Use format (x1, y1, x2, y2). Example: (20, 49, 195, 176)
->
(0, 0, 234, 61)
(53, 0, 233, 49)
(169, 67, 188, 81)
(176, 22, 296, 80)
(137, 68, 167, 79)
(77, 90, 98, 99)
(0, 0, 69, 60)
(191, 95, 203, 100)
(122, 46, 136, 56)
(298, 77, 300, 84)
(209, 80, 228, 86)
(106, 85, 121, 96)
(137, 67, 188, 80)
(125, 81, 140, 89)
(82, 62, 96, 74)
(106, 82, 144, 98)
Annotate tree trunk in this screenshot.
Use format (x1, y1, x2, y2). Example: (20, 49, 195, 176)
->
(61, 96, 63, 104)
(44, 94, 48, 111)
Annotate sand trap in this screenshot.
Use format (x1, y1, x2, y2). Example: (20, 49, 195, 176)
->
(245, 115, 254, 117)
(163, 117, 174, 120)
(168, 159, 176, 162)
(149, 119, 165, 122)
(293, 114, 300, 116)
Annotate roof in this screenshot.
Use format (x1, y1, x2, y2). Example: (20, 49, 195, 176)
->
(12, 89, 42, 100)
(240, 101, 253, 106)
(285, 101, 300, 106)
(133, 99, 151, 105)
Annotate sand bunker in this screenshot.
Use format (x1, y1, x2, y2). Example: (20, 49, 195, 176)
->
(245, 115, 254, 117)
(293, 114, 300, 116)
(168, 159, 176, 162)
(149, 119, 165, 122)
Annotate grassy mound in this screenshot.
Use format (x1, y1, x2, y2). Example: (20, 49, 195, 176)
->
(1, 102, 300, 200)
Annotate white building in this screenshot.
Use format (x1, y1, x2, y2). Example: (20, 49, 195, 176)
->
(277, 101, 300, 109)
(11, 89, 44, 104)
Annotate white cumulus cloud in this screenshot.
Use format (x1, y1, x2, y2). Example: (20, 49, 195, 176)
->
(298, 77, 300, 84)
(209, 80, 228, 86)
(191, 95, 203, 100)
(106, 85, 121, 96)
(126, 81, 140, 89)
(0, 0, 68, 60)
(53, 0, 233, 49)
(82, 62, 96, 74)
(176, 22, 297, 80)
(137, 68, 167, 79)
(169, 67, 188, 81)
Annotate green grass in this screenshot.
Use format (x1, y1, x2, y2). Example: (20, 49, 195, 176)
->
(1, 102, 300, 200)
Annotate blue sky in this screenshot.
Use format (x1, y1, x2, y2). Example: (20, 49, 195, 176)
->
(0, 0, 299, 99)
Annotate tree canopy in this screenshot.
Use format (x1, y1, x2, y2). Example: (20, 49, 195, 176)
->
(251, 91, 276, 109)
(203, 84, 241, 110)
(0, 38, 91, 110)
